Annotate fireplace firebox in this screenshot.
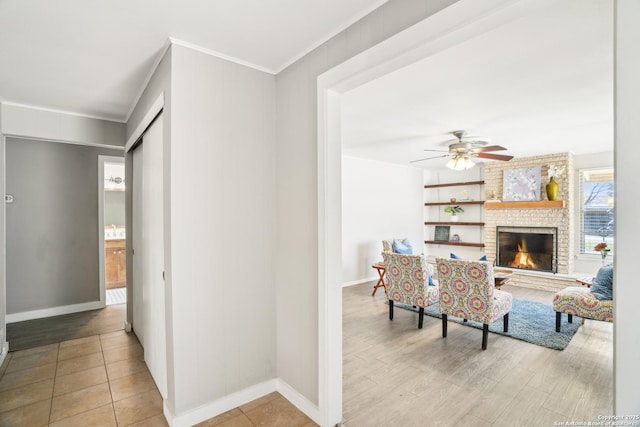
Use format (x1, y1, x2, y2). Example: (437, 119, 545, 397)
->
(496, 226, 558, 273)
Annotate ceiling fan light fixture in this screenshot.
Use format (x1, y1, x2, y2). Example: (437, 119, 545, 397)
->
(446, 155, 475, 171)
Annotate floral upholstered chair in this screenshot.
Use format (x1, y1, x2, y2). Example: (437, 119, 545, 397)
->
(381, 252, 438, 329)
(553, 264, 614, 331)
(435, 257, 513, 350)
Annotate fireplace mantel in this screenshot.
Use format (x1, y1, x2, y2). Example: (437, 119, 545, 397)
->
(484, 200, 566, 209)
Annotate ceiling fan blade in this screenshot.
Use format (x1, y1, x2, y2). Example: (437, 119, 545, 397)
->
(471, 145, 507, 153)
(423, 148, 448, 152)
(409, 154, 450, 163)
(476, 152, 514, 161)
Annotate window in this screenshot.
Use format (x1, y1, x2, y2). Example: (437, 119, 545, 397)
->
(580, 168, 614, 255)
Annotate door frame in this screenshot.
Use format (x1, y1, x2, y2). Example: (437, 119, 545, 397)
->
(316, 0, 556, 424)
(98, 155, 126, 307)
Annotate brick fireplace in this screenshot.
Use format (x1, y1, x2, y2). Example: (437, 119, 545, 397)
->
(483, 152, 576, 291)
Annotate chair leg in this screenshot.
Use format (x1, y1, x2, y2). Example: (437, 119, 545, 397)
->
(389, 300, 394, 320)
(482, 324, 489, 350)
(503, 313, 509, 333)
(555, 311, 561, 332)
(568, 313, 573, 324)
(442, 314, 448, 337)
(418, 307, 424, 329)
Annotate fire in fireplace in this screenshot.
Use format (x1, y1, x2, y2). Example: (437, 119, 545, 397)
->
(496, 226, 558, 273)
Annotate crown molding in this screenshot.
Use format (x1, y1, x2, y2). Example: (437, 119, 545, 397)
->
(273, 0, 388, 74)
(169, 37, 276, 74)
(1, 100, 125, 123)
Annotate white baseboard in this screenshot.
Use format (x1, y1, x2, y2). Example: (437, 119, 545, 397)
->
(0, 341, 8, 369)
(276, 378, 320, 425)
(165, 379, 278, 427)
(342, 276, 377, 288)
(163, 377, 320, 427)
(6, 300, 105, 323)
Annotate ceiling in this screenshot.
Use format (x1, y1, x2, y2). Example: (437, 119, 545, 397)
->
(0, 0, 386, 122)
(341, 0, 614, 168)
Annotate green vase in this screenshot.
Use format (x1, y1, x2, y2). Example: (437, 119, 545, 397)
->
(546, 176, 559, 201)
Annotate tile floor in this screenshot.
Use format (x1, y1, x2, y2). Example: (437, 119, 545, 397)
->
(0, 330, 316, 426)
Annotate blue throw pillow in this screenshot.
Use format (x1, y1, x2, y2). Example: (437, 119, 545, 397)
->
(392, 239, 413, 254)
(590, 263, 613, 301)
(450, 252, 488, 261)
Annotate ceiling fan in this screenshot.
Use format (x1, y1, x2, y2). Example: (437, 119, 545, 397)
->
(410, 130, 513, 170)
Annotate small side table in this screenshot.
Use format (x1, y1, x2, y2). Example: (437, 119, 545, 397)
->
(371, 263, 386, 296)
(576, 277, 593, 287)
(494, 270, 513, 289)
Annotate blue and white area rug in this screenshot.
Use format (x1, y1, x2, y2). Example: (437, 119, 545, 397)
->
(392, 298, 580, 350)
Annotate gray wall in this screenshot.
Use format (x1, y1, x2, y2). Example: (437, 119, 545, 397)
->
(104, 191, 125, 226)
(2, 103, 124, 148)
(6, 137, 123, 314)
(168, 44, 277, 415)
(0, 107, 5, 351)
(126, 43, 278, 419)
(275, 0, 459, 404)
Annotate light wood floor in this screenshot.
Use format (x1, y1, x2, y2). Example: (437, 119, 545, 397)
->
(342, 282, 613, 427)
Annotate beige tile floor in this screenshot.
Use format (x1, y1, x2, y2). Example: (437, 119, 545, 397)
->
(0, 331, 315, 427)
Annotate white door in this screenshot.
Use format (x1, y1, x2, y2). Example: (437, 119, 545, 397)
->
(132, 113, 167, 398)
(132, 146, 144, 345)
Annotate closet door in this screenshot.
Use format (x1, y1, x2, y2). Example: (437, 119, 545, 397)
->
(132, 145, 144, 346)
(132, 113, 167, 398)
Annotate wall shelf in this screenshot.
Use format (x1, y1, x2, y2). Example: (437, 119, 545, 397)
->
(425, 240, 485, 248)
(484, 200, 566, 209)
(424, 201, 485, 206)
(424, 221, 485, 226)
(424, 180, 484, 189)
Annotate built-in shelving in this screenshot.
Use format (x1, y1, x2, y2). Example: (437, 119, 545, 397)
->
(424, 221, 485, 226)
(484, 200, 566, 209)
(424, 240, 485, 248)
(424, 180, 485, 247)
(424, 201, 485, 206)
(424, 180, 484, 189)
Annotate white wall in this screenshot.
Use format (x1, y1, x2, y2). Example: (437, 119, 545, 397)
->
(341, 156, 424, 285)
(275, 0, 460, 408)
(614, 0, 640, 413)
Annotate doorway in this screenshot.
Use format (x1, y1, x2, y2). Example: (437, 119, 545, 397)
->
(99, 157, 127, 306)
(317, 0, 615, 423)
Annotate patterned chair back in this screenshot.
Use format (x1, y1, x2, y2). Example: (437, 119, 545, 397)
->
(436, 257, 496, 323)
(382, 252, 436, 308)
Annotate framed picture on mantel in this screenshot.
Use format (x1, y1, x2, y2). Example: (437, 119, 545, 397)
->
(503, 166, 541, 201)
(434, 225, 450, 242)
